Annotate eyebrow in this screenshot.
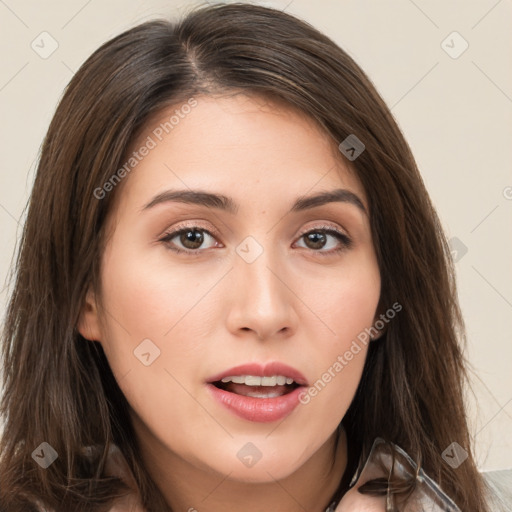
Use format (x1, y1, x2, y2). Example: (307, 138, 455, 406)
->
(141, 188, 367, 214)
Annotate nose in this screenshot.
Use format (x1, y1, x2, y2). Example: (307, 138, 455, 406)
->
(225, 246, 298, 341)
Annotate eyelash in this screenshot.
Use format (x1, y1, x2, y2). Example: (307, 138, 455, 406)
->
(159, 223, 352, 257)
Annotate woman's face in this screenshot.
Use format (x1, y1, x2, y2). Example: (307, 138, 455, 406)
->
(79, 93, 381, 483)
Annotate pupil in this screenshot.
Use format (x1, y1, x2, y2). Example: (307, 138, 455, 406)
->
(305, 232, 326, 249)
(182, 230, 203, 249)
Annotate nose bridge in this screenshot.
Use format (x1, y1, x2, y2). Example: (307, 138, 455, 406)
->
(227, 236, 296, 339)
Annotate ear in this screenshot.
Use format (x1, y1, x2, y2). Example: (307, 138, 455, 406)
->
(370, 326, 385, 342)
(369, 310, 388, 342)
(76, 285, 103, 342)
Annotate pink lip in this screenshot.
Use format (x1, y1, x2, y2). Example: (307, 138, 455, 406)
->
(205, 361, 308, 423)
(206, 383, 305, 423)
(206, 361, 308, 386)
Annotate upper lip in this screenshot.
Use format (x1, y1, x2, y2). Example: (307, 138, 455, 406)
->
(206, 362, 308, 386)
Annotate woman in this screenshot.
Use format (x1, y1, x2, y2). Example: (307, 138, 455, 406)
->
(0, 3, 496, 511)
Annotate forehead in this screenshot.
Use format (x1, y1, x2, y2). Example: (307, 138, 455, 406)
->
(112, 93, 367, 214)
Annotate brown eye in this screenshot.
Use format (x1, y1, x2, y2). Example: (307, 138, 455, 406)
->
(160, 227, 218, 254)
(303, 231, 328, 250)
(295, 228, 352, 255)
(179, 229, 204, 249)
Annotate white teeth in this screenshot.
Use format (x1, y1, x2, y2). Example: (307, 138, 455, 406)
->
(222, 376, 246, 384)
(219, 375, 295, 386)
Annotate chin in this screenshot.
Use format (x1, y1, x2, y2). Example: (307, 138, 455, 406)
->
(205, 451, 305, 483)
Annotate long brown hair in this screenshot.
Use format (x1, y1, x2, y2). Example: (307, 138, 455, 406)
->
(0, 3, 491, 511)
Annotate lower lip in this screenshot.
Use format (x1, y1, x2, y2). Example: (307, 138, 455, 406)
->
(206, 383, 305, 423)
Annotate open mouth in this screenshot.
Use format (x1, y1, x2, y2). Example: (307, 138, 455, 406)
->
(206, 370, 307, 422)
(211, 379, 301, 398)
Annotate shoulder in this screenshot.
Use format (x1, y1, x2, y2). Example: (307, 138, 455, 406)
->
(97, 443, 146, 512)
(31, 444, 146, 512)
(15, 444, 145, 512)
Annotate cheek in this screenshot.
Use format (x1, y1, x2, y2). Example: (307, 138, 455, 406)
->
(298, 252, 380, 345)
(98, 238, 211, 350)
(294, 254, 380, 411)
(97, 256, 210, 445)
(96, 241, 220, 414)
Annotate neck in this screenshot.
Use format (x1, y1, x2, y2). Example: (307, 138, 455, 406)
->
(133, 417, 348, 512)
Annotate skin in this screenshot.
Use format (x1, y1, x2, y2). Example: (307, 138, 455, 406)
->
(78, 93, 382, 512)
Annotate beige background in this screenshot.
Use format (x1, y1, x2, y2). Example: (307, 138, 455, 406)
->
(0, 0, 511, 472)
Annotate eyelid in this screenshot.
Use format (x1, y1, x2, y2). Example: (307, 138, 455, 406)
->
(296, 222, 349, 239)
(159, 220, 221, 240)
